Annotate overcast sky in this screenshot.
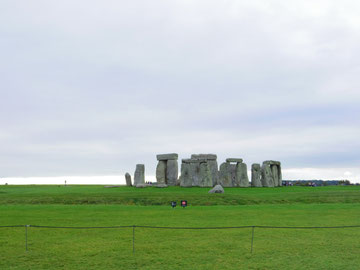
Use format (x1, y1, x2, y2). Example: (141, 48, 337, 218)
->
(1, 0, 359, 182)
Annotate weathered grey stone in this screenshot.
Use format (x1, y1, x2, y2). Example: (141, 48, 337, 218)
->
(251, 164, 262, 187)
(134, 164, 145, 186)
(180, 163, 192, 187)
(207, 160, 219, 186)
(198, 162, 213, 187)
(261, 163, 274, 187)
(189, 162, 201, 186)
(263, 160, 281, 166)
(235, 162, 249, 187)
(125, 173, 132, 187)
(135, 183, 147, 188)
(271, 165, 279, 187)
(219, 162, 236, 187)
(166, 159, 178, 186)
(156, 161, 167, 184)
(208, 184, 224, 194)
(278, 165, 282, 186)
(156, 153, 178, 161)
(191, 154, 217, 160)
(226, 158, 243, 163)
(156, 183, 168, 188)
(182, 158, 207, 163)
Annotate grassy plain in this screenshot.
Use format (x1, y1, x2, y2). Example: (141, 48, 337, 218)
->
(1, 185, 360, 269)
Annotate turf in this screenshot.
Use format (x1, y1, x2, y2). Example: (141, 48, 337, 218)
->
(1, 185, 360, 269)
(1, 185, 360, 205)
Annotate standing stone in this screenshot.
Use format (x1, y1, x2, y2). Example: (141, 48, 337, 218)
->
(271, 165, 279, 187)
(134, 164, 145, 186)
(251, 164, 262, 187)
(156, 161, 167, 184)
(166, 160, 178, 186)
(278, 164, 282, 186)
(125, 173, 132, 187)
(236, 162, 249, 187)
(261, 163, 274, 187)
(199, 162, 213, 187)
(180, 163, 192, 187)
(219, 162, 235, 187)
(207, 160, 219, 186)
(190, 162, 200, 186)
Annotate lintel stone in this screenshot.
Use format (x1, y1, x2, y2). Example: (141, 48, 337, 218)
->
(226, 158, 243, 163)
(157, 153, 178, 161)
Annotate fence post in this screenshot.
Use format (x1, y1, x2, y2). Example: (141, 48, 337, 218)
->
(132, 225, 135, 254)
(25, 225, 29, 251)
(250, 226, 255, 254)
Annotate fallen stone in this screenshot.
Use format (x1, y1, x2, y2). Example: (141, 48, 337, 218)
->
(166, 159, 178, 186)
(226, 158, 243, 163)
(251, 164, 262, 187)
(125, 172, 132, 187)
(156, 153, 178, 161)
(208, 184, 224, 193)
(134, 164, 145, 186)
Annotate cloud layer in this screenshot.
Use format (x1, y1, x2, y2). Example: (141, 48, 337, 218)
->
(1, 1, 359, 181)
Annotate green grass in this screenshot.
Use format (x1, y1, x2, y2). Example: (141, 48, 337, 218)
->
(1, 185, 360, 269)
(1, 185, 360, 205)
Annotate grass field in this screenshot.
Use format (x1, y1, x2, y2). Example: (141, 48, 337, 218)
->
(1, 185, 360, 269)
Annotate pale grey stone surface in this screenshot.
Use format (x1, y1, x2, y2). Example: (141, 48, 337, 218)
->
(226, 158, 243, 163)
(219, 162, 236, 187)
(251, 164, 262, 187)
(134, 164, 145, 186)
(180, 163, 192, 187)
(261, 163, 274, 187)
(263, 160, 281, 166)
(207, 160, 219, 186)
(156, 161, 167, 184)
(189, 162, 200, 186)
(191, 154, 217, 160)
(199, 162, 213, 187)
(156, 153, 178, 161)
(271, 165, 279, 187)
(166, 159, 178, 186)
(236, 162, 249, 187)
(208, 184, 224, 193)
(125, 172, 132, 187)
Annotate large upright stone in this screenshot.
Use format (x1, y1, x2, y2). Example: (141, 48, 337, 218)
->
(251, 164, 262, 187)
(236, 162, 249, 187)
(261, 163, 274, 187)
(271, 165, 279, 187)
(207, 160, 219, 186)
(156, 161, 167, 184)
(199, 162, 213, 187)
(219, 162, 236, 187)
(125, 173, 132, 187)
(180, 163, 192, 187)
(134, 164, 145, 186)
(166, 159, 178, 186)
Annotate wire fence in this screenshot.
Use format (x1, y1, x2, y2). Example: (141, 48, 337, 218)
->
(1, 224, 360, 254)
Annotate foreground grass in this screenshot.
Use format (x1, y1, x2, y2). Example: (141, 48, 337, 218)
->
(1, 185, 360, 205)
(1, 203, 360, 270)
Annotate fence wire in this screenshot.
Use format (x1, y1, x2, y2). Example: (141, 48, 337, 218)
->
(1, 224, 360, 253)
